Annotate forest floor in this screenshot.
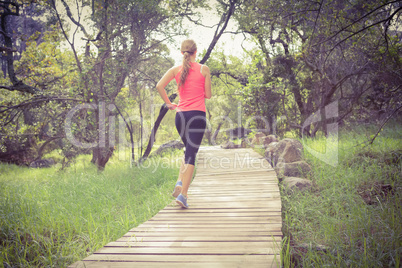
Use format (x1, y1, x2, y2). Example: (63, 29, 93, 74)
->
(0, 122, 400, 267)
(0, 149, 181, 267)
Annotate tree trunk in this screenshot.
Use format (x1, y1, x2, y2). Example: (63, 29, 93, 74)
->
(93, 147, 114, 171)
(139, 100, 143, 158)
(91, 149, 98, 164)
(90, 101, 115, 170)
(212, 111, 230, 143)
(140, 94, 177, 162)
(0, 3, 39, 94)
(205, 109, 213, 145)
(35, 137, 62, 161)
(212, 122, 223, 143)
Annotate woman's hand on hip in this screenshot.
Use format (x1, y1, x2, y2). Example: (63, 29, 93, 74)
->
(166, 103, 177, 110)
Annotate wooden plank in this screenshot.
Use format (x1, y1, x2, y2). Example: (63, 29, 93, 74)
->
(184, 195, 281, 201)
(116, 236, 281, 242)
(157, 211, 281, 216)
(188, 188, 279, 191)
(153, 212, 281, 217)
(105, 241, 279, 248)
(198, 186, 278, 190)
(123, 231, 282, 237)
(190, 183, 279, 187)
(139, 222, 282, 228)
(142, 218, 282, 224)
(195, 169, 274, 175)
(189, 186, 278, 190)
(159, 207, 281, 213)
(195, 171, 276, 176)
(195, 172, 277, 176)
(191, 179, 278, 183)
(92, 246, 279, 255)
(186, 192, 280, 197)
(179, 204, 280, 210)
(183, 201, 280, 205)
(146, 217, 281, 222)
(187, 193, 281, 197)
(191, 180, 278, 184)
(131, 227, 281, 233)
(185, 199, 281, 203)
(183, 203, 281, 209)
(161, 205, 281, 210)
(149, 212, 282, 217)
(187, 186, 280, 191)
(189, 187, 279, 191)
(72, 255, 281, 267)
(71, 261, 279, 268)
(134, 226, 281, 231)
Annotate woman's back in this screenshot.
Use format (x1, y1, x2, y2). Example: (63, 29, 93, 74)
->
(175, 62, 206, 112)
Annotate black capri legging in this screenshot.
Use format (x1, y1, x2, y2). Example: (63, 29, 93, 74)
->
(175, 111, 207, 166)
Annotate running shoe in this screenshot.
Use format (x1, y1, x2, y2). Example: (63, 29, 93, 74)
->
(175, 193, 189, 208)
(172, 181, 182, 198)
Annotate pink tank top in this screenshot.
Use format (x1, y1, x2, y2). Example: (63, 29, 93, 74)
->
(175, 62, 206, 112)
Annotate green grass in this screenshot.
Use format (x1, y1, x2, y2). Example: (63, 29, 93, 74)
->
(280, 122, 401, 267)
(0, 150, 181, 267)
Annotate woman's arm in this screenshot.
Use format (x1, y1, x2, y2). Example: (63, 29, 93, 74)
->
(156, 67, 177, 110)
(202, 65, 212, 99)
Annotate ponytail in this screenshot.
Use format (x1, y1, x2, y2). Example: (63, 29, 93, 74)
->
(178, 40, 197, 90)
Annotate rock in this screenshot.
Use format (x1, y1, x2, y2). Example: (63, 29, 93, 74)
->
(151, 140, 184, 156)
(275, 161, 312, 178)
(299, 243, 330, 253)
(265, 141, 286, 166)
(261, 135, 279, 148)
(251, 137, 258, 146)
(251, 132, 268, 146)
(255, 132, 266, 139)
(29, 158, 55, 168)
(279, 138, 303, 164)
(265, 142, 280, 166)
(240, 139, 248, 148)
(221, 140, 241, 149)
(265, 138, 303, 167)
(225, 127, 253, 139)
(282, 177, 313, 192)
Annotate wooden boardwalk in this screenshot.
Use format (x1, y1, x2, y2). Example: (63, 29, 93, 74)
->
(70, 147, 282, 267)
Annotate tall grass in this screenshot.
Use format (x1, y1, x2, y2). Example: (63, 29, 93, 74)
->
(281, 122, 401, 267)
(0, 150, 181, 267)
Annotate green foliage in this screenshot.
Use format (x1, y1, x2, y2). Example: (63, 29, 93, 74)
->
(233, 0, 402, 137)
(0, 29, 79, 164)
(280, 123, 402, 267)
(201, 48, 248, 144)
(0, 0, 200, 169)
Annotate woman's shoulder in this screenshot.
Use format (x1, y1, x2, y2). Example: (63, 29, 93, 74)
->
(171, 65, 182, 70)
(200, 63, 209, 69)
(170, 65, 182, 76)
(199, 63, 210, 76)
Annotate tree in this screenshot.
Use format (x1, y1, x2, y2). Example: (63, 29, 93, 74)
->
(0, 0, 44, 94)
(0, 29, 81, 165)
(234, 0, 402, 137)
(204, 49, 248, 143)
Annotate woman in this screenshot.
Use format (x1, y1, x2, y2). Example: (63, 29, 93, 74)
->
(156, 39, 212, 208)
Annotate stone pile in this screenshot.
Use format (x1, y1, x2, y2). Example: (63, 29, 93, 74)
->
(221, 131, 313, 193)
(262, 135, 313, 193)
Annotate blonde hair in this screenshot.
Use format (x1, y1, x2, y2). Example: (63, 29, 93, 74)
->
(178, 39, 197, 89)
